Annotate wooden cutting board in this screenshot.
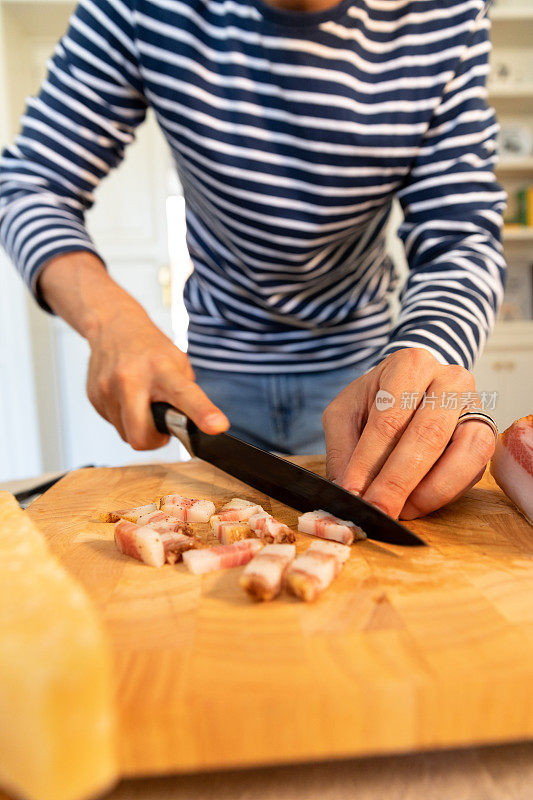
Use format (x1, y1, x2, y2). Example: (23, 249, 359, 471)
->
(27, 458, 533, 777)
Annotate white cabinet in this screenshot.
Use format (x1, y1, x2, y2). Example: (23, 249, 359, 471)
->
(0, 252, 42, 480)
(474, 322, 533, 430)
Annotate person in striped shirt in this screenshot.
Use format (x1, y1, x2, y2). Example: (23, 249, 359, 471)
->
(0, 0, 506, 519)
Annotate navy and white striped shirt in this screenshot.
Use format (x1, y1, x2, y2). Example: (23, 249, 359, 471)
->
(0, 0, 506, 373)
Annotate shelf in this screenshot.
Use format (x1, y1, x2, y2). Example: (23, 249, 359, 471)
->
(487, 319, 533, 351)
(496, 158, 533, 174)
(488, 86, 533, 113)
(494, 320, 533, 333)
(489, 85, 533, 99)
(491, 7, 533, 21)
(503, 226, 533, 241)
(1, 0, 75, 4)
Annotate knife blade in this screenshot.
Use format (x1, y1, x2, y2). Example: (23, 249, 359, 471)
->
(152, 402, 425, 547)
(14, 465, 96, 507)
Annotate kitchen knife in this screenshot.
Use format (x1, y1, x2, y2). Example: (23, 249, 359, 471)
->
(152, 402, 424, 547)
(14, 465, 96, 507)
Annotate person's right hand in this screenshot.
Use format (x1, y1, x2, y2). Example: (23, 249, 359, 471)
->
(38, 251, 229, 450)
(86, 310, 229, 450)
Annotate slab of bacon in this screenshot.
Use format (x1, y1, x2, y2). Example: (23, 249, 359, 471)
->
(182, 539, 263, 575)
(98, 503, 158, 524)
(159, 495, 215, 522)
(114, 519, 195, 567)
(298, 510, 365, 545)
(490, 414, 533, 525)
(216, 522, 252, 545)
(248, 511, 296, 543)
(240, 544, 296, 601)
(285, 540, 351, 602)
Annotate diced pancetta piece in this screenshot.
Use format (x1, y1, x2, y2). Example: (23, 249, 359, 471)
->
(210, 504, 264, 530)
(222, 498, 257, 511)
(297, 510, 365, 545)
(135, 513, 196, 564)
(285, 540, 351, 602)
(248, 511, 296, 543)
(209, 507, 263, 536)
(114, 520, 165, 568)
(136, 510, 192, 536)
(159, 531, 196, 565)
(240, 544, 296, 601)
(308, 540, 351, 563)
(98, 510, 121, 523)
(216, 522, 252, 545)
(98, 503, 158, 524)
(159, 495, 215, 522)
(182, 539, 263, 575)
(114, 520, 196, 566)
(491, 415, 533, 525)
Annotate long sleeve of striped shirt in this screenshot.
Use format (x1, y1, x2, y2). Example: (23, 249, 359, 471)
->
(374, 10, 506, 369)
(0, 0, 506, 374)
(0, 0, 147, 305)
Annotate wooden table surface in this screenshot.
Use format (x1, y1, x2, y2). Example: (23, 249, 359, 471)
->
(2, 741, 532, 799)
(3, 464, 533, 799)
(73, 742, 533, 799)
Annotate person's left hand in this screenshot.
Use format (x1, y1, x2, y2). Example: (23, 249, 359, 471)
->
(322, 348, 496, 520)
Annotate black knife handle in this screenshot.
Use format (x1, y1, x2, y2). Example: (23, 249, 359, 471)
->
(151, 402, 197, 456)
(152, 401, 174, 435)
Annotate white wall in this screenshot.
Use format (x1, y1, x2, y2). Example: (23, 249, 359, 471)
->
(0, 1, 185, 476)
(0, 2, 42, 480)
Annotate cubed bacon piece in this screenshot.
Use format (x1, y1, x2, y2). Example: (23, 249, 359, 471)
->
(98, 511, 122, 524)
(210, 504, 264, 529)
(216, 522, 252, 545)
(98, 503, 158, 524)
(160, 531, 196, 565)
(222, 498, 257, 510)
(248, 511, 296, 543)
(297, 510, 365, 545)
(285, 540, 351, 602)
(136, 510, 192, 536)
(240, 544, 296, 601)
(209, 506, 263, 535)
(182, 539, 263, 575)
(136, 511, 195, 563)
(114, 520, 165, 568)
(114, 520, 196, 566)
(308, 539, 351, 564)
(159, 495, 215, 522)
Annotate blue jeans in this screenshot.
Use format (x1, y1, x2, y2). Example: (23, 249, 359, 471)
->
(193, 364, 368, 455)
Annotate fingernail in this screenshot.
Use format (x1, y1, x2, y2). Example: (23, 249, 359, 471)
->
(364, 496, 393, 516)
(341, 483, 361, 496)
(341, 485, 360, 496)
(204, 413, 229, 431)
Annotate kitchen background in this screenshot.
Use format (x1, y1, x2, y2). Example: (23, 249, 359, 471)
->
(1, 0, 532, 481)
